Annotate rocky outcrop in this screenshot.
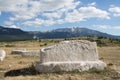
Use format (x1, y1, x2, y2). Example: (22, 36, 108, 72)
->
(35, 40, 106, 73)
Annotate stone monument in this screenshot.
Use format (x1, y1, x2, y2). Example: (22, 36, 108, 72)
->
(35, 40, 106, 73)
(0, 50, 6, 61)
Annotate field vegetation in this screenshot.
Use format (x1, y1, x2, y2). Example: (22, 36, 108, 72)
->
(0, 37, 120, 80)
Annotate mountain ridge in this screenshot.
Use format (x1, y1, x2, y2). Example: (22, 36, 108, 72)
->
(0, 26, 120, 41)
(36, 27, 120, 39)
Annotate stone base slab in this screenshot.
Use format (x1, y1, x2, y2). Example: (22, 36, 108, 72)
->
(35, 60, 106, 73)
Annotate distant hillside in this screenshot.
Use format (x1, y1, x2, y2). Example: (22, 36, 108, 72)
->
(0, 26, 27, 35)
(0, 26, 120, 41)
(35, 27, 120, 39)
(0, 26, 33, 41)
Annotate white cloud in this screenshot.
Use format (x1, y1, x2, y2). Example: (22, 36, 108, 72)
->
(65, 9, 85, 22)
(88, 2, 96, 6)
(0, 0, 34, 20)
(59, 1, 80, 12)
(38, 0, 75, 11)
(23, 19, 44, 27)
(23, 6, 110, 26)
(23, 18, 55, 27)
(4, 21, 13, 25)
(0, 0, 77, 20)
(94, 25, 120, 30)
(56, 19, 65, 24)
(42, 1, 80, 19)
(79, 6, 110, 19)
(0, 0, 110, 27)
(0, 0, 28, 12)
(109, 7, 120, 13)
(43, 12, 62, 19)
(109, 6, 120, 17)
(9, 25, 20, 29)
(65, 6, 110, 23)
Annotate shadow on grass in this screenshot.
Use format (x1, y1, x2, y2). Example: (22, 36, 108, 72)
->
(4, 66, 39, 77)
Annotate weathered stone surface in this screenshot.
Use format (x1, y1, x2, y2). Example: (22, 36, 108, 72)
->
(35, 40, 106, 73)
(0, 50, 6, 61)
(36, 61, 106, 73)
(21, 50, 40, 56)
(40, 40, 98, 62)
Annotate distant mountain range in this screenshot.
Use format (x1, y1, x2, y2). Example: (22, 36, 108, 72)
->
(35, 27, 120, 39)
(0, 26, 120, 41)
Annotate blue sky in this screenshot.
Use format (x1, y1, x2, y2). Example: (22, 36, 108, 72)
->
(0, 0, 120, 35)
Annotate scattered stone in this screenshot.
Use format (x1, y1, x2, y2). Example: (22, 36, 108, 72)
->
(11, 49, 26, 54)
(0, 50, 6, 61)
(11, 49, 40, 56)
(21, 50, 40, 57)
(35, 40, 106, 73)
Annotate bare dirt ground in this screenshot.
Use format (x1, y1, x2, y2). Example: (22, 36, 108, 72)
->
(0, 40, 120, 80)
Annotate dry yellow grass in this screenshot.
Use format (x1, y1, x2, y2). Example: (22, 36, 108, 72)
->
(0, 40, 120, 80)
(98, 47, 120, 71)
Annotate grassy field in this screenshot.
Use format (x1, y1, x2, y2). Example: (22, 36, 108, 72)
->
(0, 39, 120, 80)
